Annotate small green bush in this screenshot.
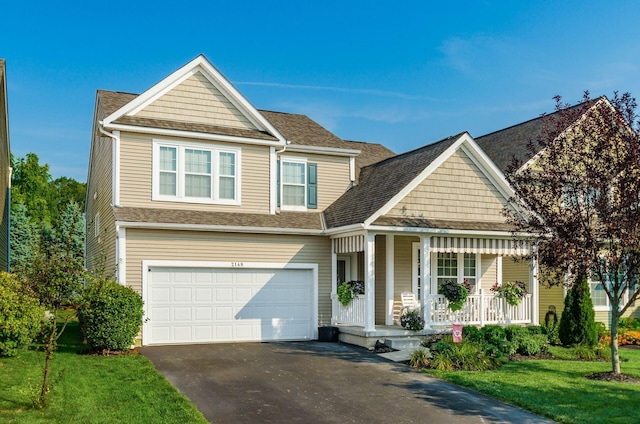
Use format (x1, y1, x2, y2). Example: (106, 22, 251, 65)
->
(482, 325, 507, 349)
(526, 325, 544, 335)
(462, 326, 484, 343)
(409, 348, 430, 368)
(505, 325, 529, 343)
(619, 317, 640, 330)
(81, 279, 144, 351)
(573, 343, 597, 361)
(482, 343, 502, 358)
(0, 272, 45, 356)
(518, 334, 548, 356)
(429, 340, 500, 371)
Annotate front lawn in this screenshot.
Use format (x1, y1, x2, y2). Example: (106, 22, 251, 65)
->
(425, 347, 640, 424)
(0, 322, 207, 424)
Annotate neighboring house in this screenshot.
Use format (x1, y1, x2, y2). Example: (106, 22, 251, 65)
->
(476, 99, 640, 327)
(85, 55, 546, 347)
(0, 60, 10, 271)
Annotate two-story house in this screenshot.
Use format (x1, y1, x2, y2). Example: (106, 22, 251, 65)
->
(86, 55, 545, 347)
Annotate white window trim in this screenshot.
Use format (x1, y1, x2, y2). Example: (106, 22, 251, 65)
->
(152, 139, 241, 205)
(430, 252, 481, 295)
(280, 156, 307, 211)
(589, 278, 629, 312)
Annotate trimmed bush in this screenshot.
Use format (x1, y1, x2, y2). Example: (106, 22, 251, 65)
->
(559, 274, 598, 347)
(81, 279, 144, 351)
(481, 325, 507, 349)
(0, 272, 45, 356)
(462, 326, 484, 344)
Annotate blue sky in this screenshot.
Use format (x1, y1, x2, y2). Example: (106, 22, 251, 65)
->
(4, 1, 640, 181)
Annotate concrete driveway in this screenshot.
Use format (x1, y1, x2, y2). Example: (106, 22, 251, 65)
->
(139, 341, 553, 424)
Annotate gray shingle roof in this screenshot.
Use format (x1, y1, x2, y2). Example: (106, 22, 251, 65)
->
(475, 100, 596, 173)
(323, 133, 465, 229)
(113, 207, 324, 231)
(343, 140, 395, 181)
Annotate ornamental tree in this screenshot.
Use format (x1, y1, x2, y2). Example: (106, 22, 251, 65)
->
(506, 92, 640, 375)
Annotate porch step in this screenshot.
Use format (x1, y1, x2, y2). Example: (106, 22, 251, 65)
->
(384, 337, 422, 350)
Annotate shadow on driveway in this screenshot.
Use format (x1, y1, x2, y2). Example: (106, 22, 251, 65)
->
(140, 341, 553, 424)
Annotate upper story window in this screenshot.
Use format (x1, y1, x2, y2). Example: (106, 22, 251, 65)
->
(153, 140, 240, 205)
(278, 157, 317, 211)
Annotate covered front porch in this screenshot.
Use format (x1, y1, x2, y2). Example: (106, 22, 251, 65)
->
(330, 232, 538, 346)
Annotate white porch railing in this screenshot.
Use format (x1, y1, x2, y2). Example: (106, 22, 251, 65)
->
(427, 291, 532, 326)
(331, 290, 532, 328)
(332, 294, 366, 326)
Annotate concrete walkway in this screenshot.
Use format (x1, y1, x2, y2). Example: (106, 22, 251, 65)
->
(140, 341, 554, 424)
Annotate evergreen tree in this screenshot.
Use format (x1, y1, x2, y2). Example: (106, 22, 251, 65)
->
(9, 202, 38, 273)
(56, 201, 84, 261)
(559, 274, 598, 347)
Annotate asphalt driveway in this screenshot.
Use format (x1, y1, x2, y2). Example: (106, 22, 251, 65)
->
(140, 341, 553, 424)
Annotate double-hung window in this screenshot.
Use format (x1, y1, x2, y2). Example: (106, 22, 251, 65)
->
(435, 252, 479, 293)
(153, 141, 240, 204)
(278, 157, 317, 211)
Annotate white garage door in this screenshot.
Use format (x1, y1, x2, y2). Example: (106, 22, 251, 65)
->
(146, 266, 314, 345)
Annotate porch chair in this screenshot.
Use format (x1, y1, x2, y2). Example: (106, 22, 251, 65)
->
(400, 292, 419, 317)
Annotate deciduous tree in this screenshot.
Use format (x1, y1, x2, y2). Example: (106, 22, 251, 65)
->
(507, 92, 640, 375)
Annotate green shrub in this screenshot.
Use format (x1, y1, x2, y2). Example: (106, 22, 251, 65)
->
(0, 272, 45, 356)
(526, 325, 544, 335)
(518, 334, 548, 356)
(559, 274, 598, 347)
(619, 317, 640, 330)
(543, 321, 561, 345)
(482, 325, 507, 350)
(505, 325, 529, 342)
(409, 348, 430, 368)
(482, 343, 503, 358)
(573, 343, 597, 360)
(80, 279, 144, 351)
(429, 341, 500, 371)
(462, 326, 484, 343)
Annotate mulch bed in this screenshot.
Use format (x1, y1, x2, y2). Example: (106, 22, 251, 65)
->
(586, 372, 640, 383)
(80, 347, 140, 356)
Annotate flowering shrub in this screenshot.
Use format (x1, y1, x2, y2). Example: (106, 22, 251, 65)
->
(439, 279, 470, 311)
(400, 309, 425, 331)
(619, 330, 640, 346)
(336, 280, 365, 306)
(491, 280, 527, 306)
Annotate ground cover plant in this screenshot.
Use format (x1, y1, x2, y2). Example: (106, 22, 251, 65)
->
(0, 320, 208, 424)
(424, 347, 640, 424)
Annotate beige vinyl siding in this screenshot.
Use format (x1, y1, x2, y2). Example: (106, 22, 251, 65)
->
(0, 64, 8, 271)
(119, 133, 270, 213)
(480, 254, 497, 292)
(540, 285, 564, 326)
(386, 149, 513, 222)
(281, 152, 351, 211)
(85, 98, 117, 275)
(393, 236, 418, 321)
(125, 229, 332, 325)
(374, 235, 386, 325)
(135, 72, 256, 130)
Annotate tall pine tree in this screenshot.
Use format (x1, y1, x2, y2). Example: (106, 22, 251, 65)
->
(559, 274, 598, 347)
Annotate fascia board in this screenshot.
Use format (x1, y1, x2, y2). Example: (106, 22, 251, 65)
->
(102, 122, 284, 147)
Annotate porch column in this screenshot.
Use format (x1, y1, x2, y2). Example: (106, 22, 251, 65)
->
(420, 235, 431, 327)
(364, 232, 376, 331)
(330, 239, 337, 325)
(530, 248, 540, 325)
(385, 234, 395, 325)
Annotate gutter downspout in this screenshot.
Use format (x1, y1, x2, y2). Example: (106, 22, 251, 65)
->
(273, 141, 290, 213)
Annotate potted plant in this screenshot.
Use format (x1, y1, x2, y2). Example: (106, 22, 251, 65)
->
(439, 279, 470, 311)
(336, 280, 365, 306)
(400, 309, 425, 331)
(491, 280, 527, 306)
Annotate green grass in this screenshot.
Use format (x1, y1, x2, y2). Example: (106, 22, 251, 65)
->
(424, 347, 640, 424)
(0, 322, 208, 424)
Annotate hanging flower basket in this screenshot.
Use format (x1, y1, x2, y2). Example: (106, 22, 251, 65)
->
(337, 280, 365, 306)
(491, 280, 527, 306)
(439, 279, 470, 311)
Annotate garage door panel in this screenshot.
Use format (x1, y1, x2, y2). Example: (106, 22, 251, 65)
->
(147, 267, 314, 344)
